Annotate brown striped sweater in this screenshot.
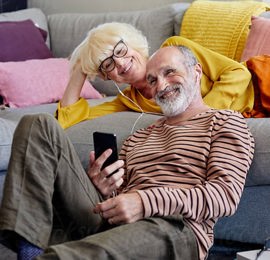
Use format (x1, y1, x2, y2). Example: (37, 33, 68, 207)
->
(119, 109, 254, 260)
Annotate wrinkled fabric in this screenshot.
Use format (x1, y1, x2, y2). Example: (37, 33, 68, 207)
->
(244, 55, 270, 118)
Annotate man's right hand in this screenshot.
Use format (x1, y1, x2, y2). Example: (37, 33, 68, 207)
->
(87, 150, 124, 197)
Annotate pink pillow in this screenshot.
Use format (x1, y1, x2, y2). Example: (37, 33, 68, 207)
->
(241, 16, 270, 62)
(0, 58, 102, 108)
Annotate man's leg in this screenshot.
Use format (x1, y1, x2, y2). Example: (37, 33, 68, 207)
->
(37, 215, 199, 260)
(0, 114, 102, 249)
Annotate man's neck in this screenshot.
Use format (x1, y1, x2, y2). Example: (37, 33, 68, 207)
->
(164, 101, 210, 125)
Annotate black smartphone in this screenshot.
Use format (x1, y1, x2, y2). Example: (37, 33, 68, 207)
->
(93, 131, 118, 172)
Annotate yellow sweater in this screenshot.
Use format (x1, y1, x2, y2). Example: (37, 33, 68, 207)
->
(57, 36, 252, 130)
(56, 87, 161, 129)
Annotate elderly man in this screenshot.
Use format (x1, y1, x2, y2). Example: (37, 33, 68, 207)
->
(0, 46, 254, 260)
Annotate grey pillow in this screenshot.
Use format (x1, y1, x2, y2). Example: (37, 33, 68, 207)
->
(0, 118, 17, 172)
(0, 8, 50, 48)
(173, 3, 190, 35)
(245, 118, 270, 187)
(90, 77, 128, 97)
(48, 3, 184, 58)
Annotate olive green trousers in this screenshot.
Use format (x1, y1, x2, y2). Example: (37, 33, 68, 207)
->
(0, 114, 198, 260)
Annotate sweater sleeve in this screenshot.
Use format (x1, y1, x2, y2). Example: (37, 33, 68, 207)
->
(56, 86, 161, 129)
(137, 113, 254, 222)
(161, 36, 253, 113)
(56, 96, 128, 129)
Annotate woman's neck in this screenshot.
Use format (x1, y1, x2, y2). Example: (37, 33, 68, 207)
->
(132, 80, 153, 99)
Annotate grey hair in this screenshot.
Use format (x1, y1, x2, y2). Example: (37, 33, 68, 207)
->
(175, 45, 198, 68)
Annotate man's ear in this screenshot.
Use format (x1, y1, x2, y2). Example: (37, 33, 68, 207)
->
(194, 63, 202, 83)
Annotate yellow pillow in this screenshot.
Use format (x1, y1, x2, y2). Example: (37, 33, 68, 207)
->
(180, 0, 270, 61)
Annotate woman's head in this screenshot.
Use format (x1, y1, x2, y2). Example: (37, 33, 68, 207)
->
(70, 22, 149, 83)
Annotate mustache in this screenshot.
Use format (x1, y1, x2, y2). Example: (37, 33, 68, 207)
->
(155, 84, 182, 100)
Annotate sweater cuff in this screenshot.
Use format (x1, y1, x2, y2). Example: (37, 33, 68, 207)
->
(137, 190, 157, 218)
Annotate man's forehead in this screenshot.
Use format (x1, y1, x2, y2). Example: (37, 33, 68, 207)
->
(149, 47, 182, 64)
(147, 64, 173, 76)
(147, 51, 184, 76)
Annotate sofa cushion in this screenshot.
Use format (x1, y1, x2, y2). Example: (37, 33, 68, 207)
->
(173, 3, 190, 36)
(48, 4, 184, 58)
(90, 78, 128, 97)
(0, 118, 17, 173)
(245, 118, 270, 187)
(0, 58, 102, 108)
(0, 105, 56, 172)
(0, 8, 50, 48)
(214, 185, 270, 244)
(0, 19, 53, 62)
(241, 15, 270, 61)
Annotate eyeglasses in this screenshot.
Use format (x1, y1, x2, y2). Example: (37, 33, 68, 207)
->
(99, 40, 128, 73)
(256, 237, 270, 259)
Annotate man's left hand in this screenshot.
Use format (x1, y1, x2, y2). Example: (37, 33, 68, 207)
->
(93, 193, 144, 225)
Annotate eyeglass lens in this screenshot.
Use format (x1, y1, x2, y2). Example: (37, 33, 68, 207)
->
(100, 41, 128, 72)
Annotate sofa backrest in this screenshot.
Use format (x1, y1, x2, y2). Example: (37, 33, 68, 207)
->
(47, 3, 189, 58)
(28, 0, 182, 15)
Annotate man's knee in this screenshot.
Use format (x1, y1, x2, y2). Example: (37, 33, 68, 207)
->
(13, 113, 61, 146)
(20, 113, 56, 126)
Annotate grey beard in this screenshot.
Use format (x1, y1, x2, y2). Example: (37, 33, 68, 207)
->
(155, 83, 195, 117)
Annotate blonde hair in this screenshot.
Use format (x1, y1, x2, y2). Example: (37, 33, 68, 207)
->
(70, 22, 149, 80)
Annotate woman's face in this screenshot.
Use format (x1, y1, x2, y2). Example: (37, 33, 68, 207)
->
(99, 40, 147, 86)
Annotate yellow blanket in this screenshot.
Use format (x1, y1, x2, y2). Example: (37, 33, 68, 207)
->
(180, 1, 270, 61)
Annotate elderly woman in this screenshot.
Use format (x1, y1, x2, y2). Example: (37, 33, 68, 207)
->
(56, 22, 252, 129)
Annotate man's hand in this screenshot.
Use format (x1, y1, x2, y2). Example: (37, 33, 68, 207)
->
(88, 150, 124, 197)
(93, 193, 144, 225)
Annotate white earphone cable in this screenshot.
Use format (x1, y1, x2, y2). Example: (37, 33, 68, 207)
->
(113, 81, 145, 134)
(113, 81, 163, 134)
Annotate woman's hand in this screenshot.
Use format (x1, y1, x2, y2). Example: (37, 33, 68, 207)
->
(87, 150, 124, 197)
(93, 193, 144, 225)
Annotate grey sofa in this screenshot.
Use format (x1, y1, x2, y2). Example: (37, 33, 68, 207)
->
(1, 2, 270, 259)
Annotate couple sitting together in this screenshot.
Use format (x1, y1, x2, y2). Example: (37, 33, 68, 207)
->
(0, 22, 256, 260)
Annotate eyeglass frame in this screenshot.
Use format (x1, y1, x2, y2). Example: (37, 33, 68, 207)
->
(98, 39, 128, 75)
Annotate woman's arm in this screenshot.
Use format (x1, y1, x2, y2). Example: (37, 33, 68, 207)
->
(60, 61, 87, 107)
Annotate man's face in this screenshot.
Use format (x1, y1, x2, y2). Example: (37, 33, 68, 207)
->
(146, 47, 198, 117)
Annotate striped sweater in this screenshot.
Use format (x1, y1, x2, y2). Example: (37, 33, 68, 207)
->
(119, 109, 254, 260)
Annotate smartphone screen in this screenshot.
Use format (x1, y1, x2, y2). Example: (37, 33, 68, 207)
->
(93, 131, 118, 172)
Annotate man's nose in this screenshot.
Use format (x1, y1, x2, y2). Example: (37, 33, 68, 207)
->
(156, 76, 168, 92)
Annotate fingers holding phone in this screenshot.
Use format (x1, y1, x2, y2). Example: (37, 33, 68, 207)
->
(88, 132, 124, 197)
